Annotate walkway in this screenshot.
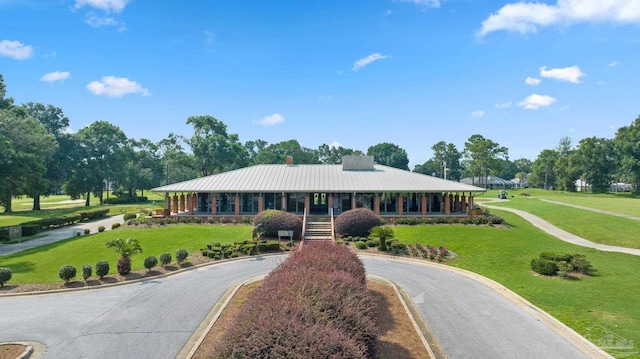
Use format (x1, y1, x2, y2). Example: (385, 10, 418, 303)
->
(483, 204, 640, 256)
(0, 255, 605, 359)
(538, 198, 640, 221)
(0, 215, 125, 257)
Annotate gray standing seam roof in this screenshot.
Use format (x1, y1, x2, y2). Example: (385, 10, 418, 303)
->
(151, 164, 486, 193)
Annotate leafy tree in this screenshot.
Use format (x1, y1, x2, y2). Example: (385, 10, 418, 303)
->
(159, 133, 198, 184)
(244, 139, 268, 165)
(186, 115, 247, 176)
(316, 143, 363, 164)
(614, 116, 640, 192)
(552, 137, 577, 191)
(512, 158, 532, 174)
(413, 159, 441, 176)
(106, 237, 143, 275)
(530, 149, 558, 189)
(254, 139, 319, 164)
(572, 137, 615, 193)
(462, 134, 508, 187)
(428, 141, 463, 180)
(0, 74, 14, 110)
(366, 142, 409, 170)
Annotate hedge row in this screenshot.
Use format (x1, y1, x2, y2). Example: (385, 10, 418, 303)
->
(215, 241, 377, 358)
(128, 216, 253, 227)
(200, 240, 283, 260)
(103, 196, 148, 204)
(385, 214, 504, 226)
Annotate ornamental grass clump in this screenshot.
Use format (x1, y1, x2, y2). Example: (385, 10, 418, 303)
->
(215, 241, 377, 358)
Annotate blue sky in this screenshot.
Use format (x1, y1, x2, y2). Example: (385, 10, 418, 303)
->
(1, 0, 639, 168)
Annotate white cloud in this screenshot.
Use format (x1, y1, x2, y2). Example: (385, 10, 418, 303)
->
(256, 113, 285, 126)
(352, 53, 389, 71)
(495, 102, 512, 109)
(330, 141, 343, 149)
(40, 71, 71, 83)
(75, 0, 130, 13)
(471, 110, 485, 118)
(477, 0, 640, 37)
(540, 65, 585, 83)
(395, 0, 441, 8)
(86, 76, 149, 97)
(525, 77, 541, 86)
(0, 39, 34, 60)
(518, 94, 557, 110)
(608, 60, 621, 67)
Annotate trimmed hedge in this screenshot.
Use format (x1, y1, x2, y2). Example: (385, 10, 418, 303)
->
(103, 196, 148, 204)
(82, 264, 92, 281)
(531, 258, 558, 276)
(253, 209, 302, 239)
(0, 267, 12, 287)
(59, 265, 77, 283)
(0, 227, 8, 242)
(215, 241, 376, 358)
(335, 208, 381, 237)
(176, 249, 189, 263)
(144, 256, 158, 271)
(96, 261, 110, 278)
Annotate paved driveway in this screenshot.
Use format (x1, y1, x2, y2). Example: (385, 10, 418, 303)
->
(0, 255, 596, 359)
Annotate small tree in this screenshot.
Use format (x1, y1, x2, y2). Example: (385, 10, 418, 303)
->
(106, 237, 143, 275)
(176, 249, 189, 263)
(59, 265, 77, 284)
(96, 261, 110, 278)
(82, 264, 92, 281)
(0, 267, 12, 287)
(144, 256, 158, 271)
(369, 226, 394, 251)
(159, 253, 172, 267)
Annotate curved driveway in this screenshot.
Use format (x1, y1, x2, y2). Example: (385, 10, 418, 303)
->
(0, 254, 601, 359)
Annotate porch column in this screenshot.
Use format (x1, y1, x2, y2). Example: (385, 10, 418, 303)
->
(305, 194, 310, 214)
(398, 195, 404, 216)
(172, 194, 178, 214)
(421, 195, 427, 216)
(235, 194, 240, 216)
(351, 194, 357, 210)
(189, 193, 195, 215)
(454, 195, 460, 213)
(258, 195, 264, 213)
(374, 194, 380, 215)
(328, 194, 334, 215)
(281, 193, 287, 211)
(444, 193, 451, 215)
(179, 194, 185, 212)
(461, 194, 467, 214)
(468, 196, 474, 214)
(211, 194, 217, 216)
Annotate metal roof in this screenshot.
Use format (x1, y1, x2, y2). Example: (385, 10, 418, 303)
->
(151, 164, 486, 193)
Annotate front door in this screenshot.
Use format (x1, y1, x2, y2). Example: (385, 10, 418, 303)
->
(310, 192, 328, 215)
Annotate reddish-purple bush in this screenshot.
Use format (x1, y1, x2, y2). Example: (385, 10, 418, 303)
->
(253, 209, 302, 239)
(215, 241, 377, 358)
(335, 208, 381, 238)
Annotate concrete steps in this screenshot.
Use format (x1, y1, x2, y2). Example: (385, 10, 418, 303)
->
(304, 217, 333, 240)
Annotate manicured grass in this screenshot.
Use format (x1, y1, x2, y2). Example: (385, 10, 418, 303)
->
(485, 194, 640, 249)
(0, 225, 252, 283)
(394, 211, 640, 356)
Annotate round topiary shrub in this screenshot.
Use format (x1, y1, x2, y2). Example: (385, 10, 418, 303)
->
(82, 264, 92, 281)
(0, 267, 12, 287)
(354, 241, 368, 250)
(98, 226, 105, 233)
(59, 264, 77, 283)
(335, 208, 381, 238)
(144, 256, 158, 271)
(117, 257, 131, 275)
(111, 223, 121, 230)
(96, 261, 109, 278)
(83, 228, 90, 235)
(159, 253, 172, 267)
(176, 249, 189, 263)
(123, 213, 137, 221)
(253, 209, 302, 239)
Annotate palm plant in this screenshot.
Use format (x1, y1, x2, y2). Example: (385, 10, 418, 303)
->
(369, 226, 394, 251)
(106, 237, 143, 275)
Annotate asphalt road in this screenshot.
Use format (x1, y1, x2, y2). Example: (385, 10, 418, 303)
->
(0, 255, 592, 359)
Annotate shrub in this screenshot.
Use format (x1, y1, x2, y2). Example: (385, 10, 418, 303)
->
(0, 227, 8, 242)
(117, 257, 132, 275)
(98, 226, 105, 233)
(335, 208, 381, 237)
(159, 253, 172, 266)
(84, 229, 90, 235)
(59, 265, 77, 283)
(123, 213, 137, 221)
(96, 261, 110, 278)
(257, 241, 281, 253)
(369, 225, 394, 251)
(82, 264, 92, 281)
(531, 258, 557, 276)
(253, 209, 303, 239)
(176, 249, 189, 263)
(111, 223, 121, 230)
(76, 209, 110, 221)
(21, 225, 40, 236)
(557, 261, 574, 278)
(144, 256, 158, 271)
(571, 255, 593, 275)
(354, 241, 368, 250)
(0, 267, 12, 287)
(366, 239, 377, 247)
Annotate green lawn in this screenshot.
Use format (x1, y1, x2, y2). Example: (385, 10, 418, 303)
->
(0, 225, 252, 283)
(483, 193, 640, 249)
(394, 211, 640, 357)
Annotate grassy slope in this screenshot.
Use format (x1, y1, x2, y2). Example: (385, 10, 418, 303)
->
(0, 225, 252, 283)
(394, 211, 640, 354)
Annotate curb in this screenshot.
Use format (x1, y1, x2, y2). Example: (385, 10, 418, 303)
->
(358, 253, 613, 359)
(0, 341, 45, 359)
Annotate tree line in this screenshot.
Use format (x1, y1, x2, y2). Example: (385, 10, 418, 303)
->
(1, 74, 639, 212)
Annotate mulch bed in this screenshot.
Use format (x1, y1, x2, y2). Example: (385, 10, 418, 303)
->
(0, 344, 27, 359)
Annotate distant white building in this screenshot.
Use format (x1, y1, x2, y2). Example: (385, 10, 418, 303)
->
(460, 176, 514, 190)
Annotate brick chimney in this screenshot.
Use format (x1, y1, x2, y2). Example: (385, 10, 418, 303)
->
(286, 156, 294, 165)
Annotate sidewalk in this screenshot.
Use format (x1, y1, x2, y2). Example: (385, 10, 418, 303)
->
(0, 214, 125, 257)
